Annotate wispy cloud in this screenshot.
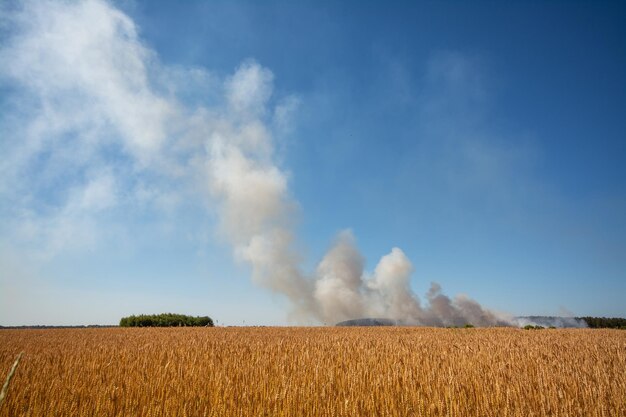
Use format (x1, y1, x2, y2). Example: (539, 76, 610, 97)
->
(1, 0, 199, 256)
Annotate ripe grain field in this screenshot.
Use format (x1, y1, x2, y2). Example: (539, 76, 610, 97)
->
(0, 327, 624, 416)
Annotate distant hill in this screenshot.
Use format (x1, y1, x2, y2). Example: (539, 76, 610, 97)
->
(336, 318, 400, 327)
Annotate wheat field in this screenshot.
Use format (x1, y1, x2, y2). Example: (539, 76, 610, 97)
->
(0, 327, 624, 416)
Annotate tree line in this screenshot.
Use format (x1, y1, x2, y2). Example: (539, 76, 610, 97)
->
(579, 317, 626, 329)
(119, 313, 213, 327)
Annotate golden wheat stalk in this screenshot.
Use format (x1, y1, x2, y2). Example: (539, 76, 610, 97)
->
(0, 352, 23, 409)
(0, 329, 624, 416)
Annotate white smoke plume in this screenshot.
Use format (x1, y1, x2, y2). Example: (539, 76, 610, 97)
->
(513, 317, 587, 328)
(1, 0, 513, 326)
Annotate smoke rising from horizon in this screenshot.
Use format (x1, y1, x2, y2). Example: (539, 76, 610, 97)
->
(3, 0, 513, 326)
(513, 316, 587, 328)
(207, 62, 511, 326)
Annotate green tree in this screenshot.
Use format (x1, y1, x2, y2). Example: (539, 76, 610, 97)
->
(119, 313, 214, 327)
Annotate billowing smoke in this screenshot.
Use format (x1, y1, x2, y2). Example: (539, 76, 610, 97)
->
(2, 0, 514, 327)
(206, 64, 510, 326)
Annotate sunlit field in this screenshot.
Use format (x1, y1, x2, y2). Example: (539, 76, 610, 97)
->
(1, 327, 624, 416)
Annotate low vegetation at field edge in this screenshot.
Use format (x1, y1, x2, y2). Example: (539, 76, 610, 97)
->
(119, 313, 213, 327)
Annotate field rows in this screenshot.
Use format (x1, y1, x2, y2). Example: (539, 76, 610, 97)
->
(0, 327, 624, 416)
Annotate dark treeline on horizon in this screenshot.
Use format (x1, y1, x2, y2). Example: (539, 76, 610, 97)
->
(579, 317, 626, 329)
(119, 313, 213, 327)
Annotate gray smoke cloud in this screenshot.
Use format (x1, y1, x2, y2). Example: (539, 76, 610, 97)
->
(208, 69, 512, 325)
(2, 0, 515, 327)
(513, 317, 587, 328)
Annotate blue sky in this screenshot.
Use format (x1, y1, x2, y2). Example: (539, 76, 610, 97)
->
(1, 0, 625, 325)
